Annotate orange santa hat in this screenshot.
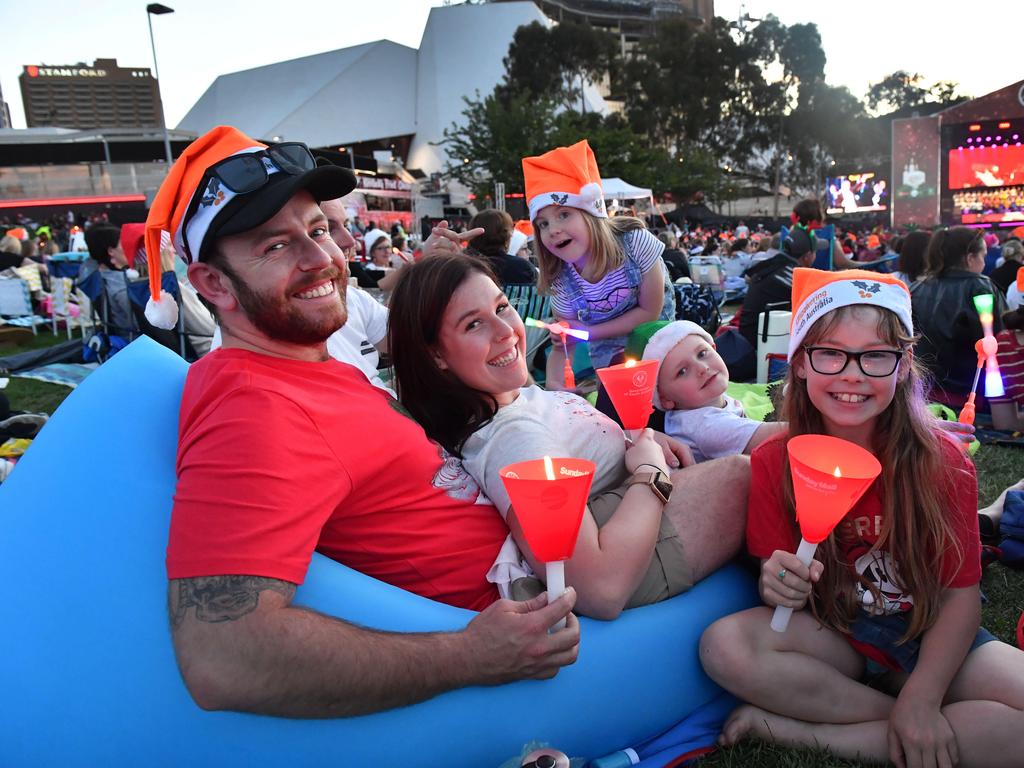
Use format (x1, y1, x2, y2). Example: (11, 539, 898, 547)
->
(143, 126, 265, 329)
(788, 268, 913, 361)
(522, 140, 607, 222)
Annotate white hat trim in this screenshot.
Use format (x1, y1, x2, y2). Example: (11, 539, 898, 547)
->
(528, 181, 607, 221)
(641, 320, 714, 410)
(788, 277, 913, 361)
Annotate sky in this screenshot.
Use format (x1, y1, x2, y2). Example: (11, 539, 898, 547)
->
(0, 0, 1019, 130)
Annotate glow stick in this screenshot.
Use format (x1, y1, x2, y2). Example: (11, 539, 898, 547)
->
(523, 317, 590, 341)
(973, 294, 1004, 398)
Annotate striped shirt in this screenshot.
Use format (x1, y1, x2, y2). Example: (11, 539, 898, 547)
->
(549, 228, 665, 319)
(991, 329, 1024, 404)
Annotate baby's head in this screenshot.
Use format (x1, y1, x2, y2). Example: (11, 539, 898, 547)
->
(642, 321, 729, 411)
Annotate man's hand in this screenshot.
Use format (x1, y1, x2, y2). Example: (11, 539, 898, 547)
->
(938, 418, 975, 445)
(422, 220, 484, 259)
(650, 431, 694, 469)
(462, 588, 580, 685)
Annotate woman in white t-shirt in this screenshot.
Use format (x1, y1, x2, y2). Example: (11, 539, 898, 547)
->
(388, 252, 748, 620)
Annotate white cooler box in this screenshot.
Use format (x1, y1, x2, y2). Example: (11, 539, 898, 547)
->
(756, 308, 791, 383)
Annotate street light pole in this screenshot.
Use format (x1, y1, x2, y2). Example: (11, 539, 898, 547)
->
(146, 3, 175, 166)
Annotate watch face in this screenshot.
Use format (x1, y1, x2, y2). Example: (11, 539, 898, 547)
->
(653, 477, 673, 503)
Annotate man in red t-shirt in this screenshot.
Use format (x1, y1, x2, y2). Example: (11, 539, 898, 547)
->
(146, 126, 579, 718)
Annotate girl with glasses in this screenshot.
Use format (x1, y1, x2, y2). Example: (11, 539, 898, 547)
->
(701, 269, 1024, 767)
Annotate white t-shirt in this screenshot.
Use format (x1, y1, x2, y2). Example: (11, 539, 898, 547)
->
(209, 286, 393, 396)
(325, 286, 392, 396)
(663, 394, 759, 463)
(461, 385, 628, 596)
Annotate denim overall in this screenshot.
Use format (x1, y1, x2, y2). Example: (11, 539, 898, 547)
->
(562, 246, 676, 369)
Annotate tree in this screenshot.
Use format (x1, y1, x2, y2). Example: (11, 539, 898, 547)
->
(866, 70, 968, 115)
(621, 17, 760, 160)
(441, 89, 558, 201)
(499, 21, 618, 112)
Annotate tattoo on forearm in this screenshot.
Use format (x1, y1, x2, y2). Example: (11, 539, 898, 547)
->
(169, 576, 295, 628)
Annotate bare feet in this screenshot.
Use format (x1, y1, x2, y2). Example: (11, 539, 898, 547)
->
(719, 704, 785, 746)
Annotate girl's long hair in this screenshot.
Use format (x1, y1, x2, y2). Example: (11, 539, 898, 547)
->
(535, 214, 646, 294)
(781, 305, 968, 643)
(387, 252, 502, 457)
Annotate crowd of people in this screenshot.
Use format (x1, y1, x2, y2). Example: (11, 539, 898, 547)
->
(3, 125, 1024, 767)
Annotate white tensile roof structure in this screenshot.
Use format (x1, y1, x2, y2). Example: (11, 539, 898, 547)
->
(177, 2, 609, 176)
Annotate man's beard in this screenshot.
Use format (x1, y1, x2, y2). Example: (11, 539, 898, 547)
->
(227, 267, 347, 345)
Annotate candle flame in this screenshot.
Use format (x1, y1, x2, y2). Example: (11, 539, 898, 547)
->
(624, 359, 637, 368)
(543, 455, 556, 481)
(833, 466, 842, 478)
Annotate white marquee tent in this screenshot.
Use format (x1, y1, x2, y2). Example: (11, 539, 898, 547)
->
(601, 177, 652, 202)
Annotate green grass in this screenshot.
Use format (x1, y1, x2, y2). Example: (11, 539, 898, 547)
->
(1, 328, 75, 416)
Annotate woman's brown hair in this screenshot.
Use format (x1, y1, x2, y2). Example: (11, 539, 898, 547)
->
(780, 305, 969, 643)
(388, 252, 503, 456)
(468, 209, 513, 259)
(925, 226, 984, 276)
(534, 213, 646, 294)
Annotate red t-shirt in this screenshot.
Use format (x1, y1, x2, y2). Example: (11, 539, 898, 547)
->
(748, 431, 980, 615)
(166, 349, 505, 611)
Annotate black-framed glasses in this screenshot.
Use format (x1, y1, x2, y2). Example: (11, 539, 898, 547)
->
(804, 346, 903, 377)
(207, 142, 316, 194)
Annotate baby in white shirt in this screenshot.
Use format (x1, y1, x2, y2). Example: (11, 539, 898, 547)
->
(641, 321, 786, 462)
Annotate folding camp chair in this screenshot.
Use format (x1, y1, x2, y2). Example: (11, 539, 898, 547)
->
(504, 283, 553, 360)
(49, 277, 93, 340)
(124, 272, 197, 361)
(0, 278, 47, 335)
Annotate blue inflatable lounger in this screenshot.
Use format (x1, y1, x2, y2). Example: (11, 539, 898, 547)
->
(0, 338, 758, 767)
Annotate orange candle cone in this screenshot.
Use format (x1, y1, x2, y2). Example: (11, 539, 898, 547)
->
(596, 359, 659, 433)
(771, 435, 881, 632)
(501, 457, 595, 627)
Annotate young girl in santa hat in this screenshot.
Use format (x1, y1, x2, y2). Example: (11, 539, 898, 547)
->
(522, 140, 675, 389)
(699, 268, 1024, 767)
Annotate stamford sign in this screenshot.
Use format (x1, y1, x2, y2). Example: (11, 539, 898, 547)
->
(24, 65, 152, 79)
(27, 66, 107, 78)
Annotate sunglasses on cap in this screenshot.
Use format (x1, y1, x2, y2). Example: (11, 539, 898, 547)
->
(206, 142, 317, 194)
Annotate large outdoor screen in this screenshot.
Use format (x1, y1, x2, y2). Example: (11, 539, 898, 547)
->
(948, 144, 1024, 190)
(954, 184, 1024, 224)
(826, 173, 888, 214)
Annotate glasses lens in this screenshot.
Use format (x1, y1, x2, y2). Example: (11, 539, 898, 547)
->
(214, 154, 268, 193)
(270, 143, 316, 175)
(810, 348, 847, 374)
(860, 351, 900, 376)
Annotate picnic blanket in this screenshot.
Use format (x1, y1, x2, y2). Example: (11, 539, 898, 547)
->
(14, 363, 97, 389)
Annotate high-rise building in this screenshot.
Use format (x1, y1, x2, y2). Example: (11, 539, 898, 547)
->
(19, 58, 163, 130)
(0, 79, 12, 129)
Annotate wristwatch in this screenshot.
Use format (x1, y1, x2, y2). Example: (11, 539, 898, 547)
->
(627, 468, 673, 505)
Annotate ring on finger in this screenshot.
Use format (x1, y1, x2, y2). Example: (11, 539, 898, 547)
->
(777, 568, 787, 582)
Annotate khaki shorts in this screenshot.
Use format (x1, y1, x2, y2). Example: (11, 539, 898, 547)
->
(509, 481, 692, 608)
